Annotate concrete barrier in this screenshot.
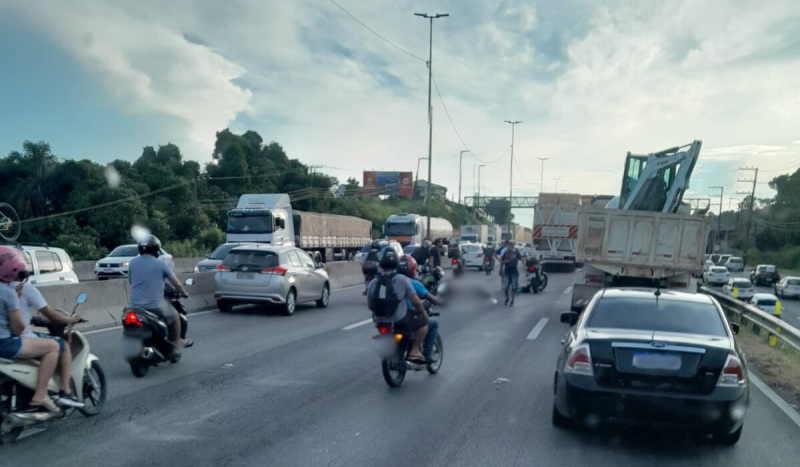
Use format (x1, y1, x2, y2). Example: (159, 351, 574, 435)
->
(72, 256, 205, 282)
(326, 261, 364, 291)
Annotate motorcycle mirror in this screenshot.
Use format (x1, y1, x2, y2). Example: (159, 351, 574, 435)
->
(76, 292, 87, 304)
(185, 278, 195, 286)
(437, 283, 447, 295)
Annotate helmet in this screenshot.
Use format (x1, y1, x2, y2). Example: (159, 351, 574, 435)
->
(137, 234, 162, 257)
(422, 239, 432, 249)
(432, 266, 444, 280)
(0, 246, 27, 284)
(378, 246, 399, 270)
(397, 255, 418, 279)
(370, 239, 382, 251)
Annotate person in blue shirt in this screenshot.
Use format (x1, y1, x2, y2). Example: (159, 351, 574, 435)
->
(397, 255, 443, 364)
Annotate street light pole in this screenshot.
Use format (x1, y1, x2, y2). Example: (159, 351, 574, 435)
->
(537, 157, 549, 192)
(504, 120, 522, 240)
(709, 186, 724, 248)
(415, 12, 449, 239)
(458, 150, 468, 204)
(415, 157, 428, 199)
(552, 177, 562, 193)
(477, 164, 486, 204)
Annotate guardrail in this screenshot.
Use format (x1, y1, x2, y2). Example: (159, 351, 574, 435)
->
(699, 286, 800, 354)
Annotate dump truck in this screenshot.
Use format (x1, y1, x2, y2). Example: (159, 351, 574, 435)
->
(533, 193, 581, 273)
(460, 224, 488, 244)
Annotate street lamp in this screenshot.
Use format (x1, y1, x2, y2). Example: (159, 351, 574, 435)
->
(504, 120, 522, 240)
(415, 157, 428, 199)
(458, 150, 468, 204)
(552, 177, 562, 192)
(477, 164, 486, 203)
(415, 12, 449, 238)
(537, 157, 549, 192)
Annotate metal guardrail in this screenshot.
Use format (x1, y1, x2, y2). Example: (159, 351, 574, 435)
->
(699, 286, 800, 354)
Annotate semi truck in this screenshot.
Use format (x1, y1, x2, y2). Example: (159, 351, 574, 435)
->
(570, 140, 710, 311)
(226, 194, 371, 263)
(460, 224, 488, 244)
(384, 213, 453, 247)
(533, 193, 581, 273)
(487, 225, 502, 245)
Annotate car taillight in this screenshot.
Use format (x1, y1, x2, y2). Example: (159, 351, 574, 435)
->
(477, 253, 483, 258)
(216, 263, 230, 271)
(124, 311, 142, 327)
(260, 266, 288, 276)
(585, 274, 602, 285)
(717, 351, 745, 387)
(377, 326, 391, 334)
(452, 259, 458, 264)
(564, 344, 593, 376)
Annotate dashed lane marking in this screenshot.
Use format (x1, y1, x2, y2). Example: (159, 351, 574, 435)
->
(526, 318, 549, 340)
(342, 319, 372, 331)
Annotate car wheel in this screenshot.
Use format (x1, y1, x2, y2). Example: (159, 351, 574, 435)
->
(283, 289, 297, 316)
(713, 425, 743, 446)
(316, 283, 330, 308)
(217, 300, 233, 313)
(552, 403, 572, 429)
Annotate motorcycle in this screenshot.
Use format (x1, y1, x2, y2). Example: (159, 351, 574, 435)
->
(418, 265, 445, 295)
(0, 293, 107, 444)
(373, 298, 444, 387)
(483, 256, 494, 275)
(521, 264, 548, 294)
(121, 278, 194, 378)
(451, 257, 464, 277)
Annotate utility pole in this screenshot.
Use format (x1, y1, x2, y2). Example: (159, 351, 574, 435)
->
(458, 150, 468, 204)
(477, 164, 486, 204)
(308, 165, 322, 211)
(504, 120, 522, 240)
(415, 12, 449, 239)
(738, 167, 759, 264)
(728, 196, 738, 210)
(552, 177, 562, 193)
(709, 186, 724, 249)
(415, 157, 428, 200)
(537, 157, 549, 192)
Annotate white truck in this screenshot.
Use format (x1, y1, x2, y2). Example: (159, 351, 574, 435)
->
(533, 193, 581, 273)
(384, 213, 453, 247)
(487, 225, 502, 245)
(460, 224, 488, 244)
(226, 194, 371, 263)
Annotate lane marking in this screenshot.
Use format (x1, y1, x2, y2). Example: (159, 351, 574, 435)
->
(563, 286, 573, 295)
(342, 319, 372, 331)
(526, 318, 549, 340)
(83, 309, 217, 335)
(332, 284, 363, 292)
(751, 373, 800, 428)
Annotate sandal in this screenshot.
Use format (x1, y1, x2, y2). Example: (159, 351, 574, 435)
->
(30, 399, 62, 414)
(184, 339, 194, 348)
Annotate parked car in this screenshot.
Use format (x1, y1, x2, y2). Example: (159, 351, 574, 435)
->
(750, 264, 780, 286)
(775, 276, 800, 299)
(748, 293, 780, 317)
(460, 243, 486, 268)
(194, 242, 256, 273)
(94, 244, 174, 280)
(722, 278, 755, 301)
(214, 244, 329, 315)
(553, 289, 748, 445)
(725, 257, 745, 272)
(704, 266, 730, 286)
(717, 254, 732, 266)
(18, 245, 79, 286)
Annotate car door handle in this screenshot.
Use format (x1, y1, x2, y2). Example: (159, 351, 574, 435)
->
(30, 280, 37, 284)
(59, 277, 65, 281)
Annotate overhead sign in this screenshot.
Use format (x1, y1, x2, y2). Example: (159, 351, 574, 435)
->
(363, 171, 413, 198)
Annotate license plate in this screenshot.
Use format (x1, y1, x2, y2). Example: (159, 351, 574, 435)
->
(104, 269, 113, 273)
(236, 272, 255, 279)
(632, 353, 682, 371)
(372, 335, 398, 359)
(121, 338, 143, 358)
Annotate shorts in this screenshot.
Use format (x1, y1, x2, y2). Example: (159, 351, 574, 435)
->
(503, 272, 519, 292)
(395, 311, 428, 332)
(0, 336, 22, 359)
(34, 332, 65, 354)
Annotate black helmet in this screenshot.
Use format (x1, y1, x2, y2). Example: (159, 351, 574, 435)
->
(137, 234, 162, 257)
(432, 266, 444, 280)
(370, 239, 382, 250)
(378, 246, 399, 270)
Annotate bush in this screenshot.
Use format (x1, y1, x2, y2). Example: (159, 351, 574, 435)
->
(163, 226, 225, 258)
(746, 246, 800, 271)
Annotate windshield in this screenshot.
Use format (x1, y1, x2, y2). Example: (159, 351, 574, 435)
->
(227, 214, 273, 234)
(461, 235, 477, 242)
(589, 297, 727, 337)
(209, 244, 242, 260)
(222, 250, 278, 271)
(788, 279, 800, 286)
(109, 246, 139, 257)
(385, 222, 414, 237)
(711, 267, 728, 273)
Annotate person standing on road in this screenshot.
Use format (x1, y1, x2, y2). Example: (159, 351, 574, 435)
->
(501, 242, 523, 306)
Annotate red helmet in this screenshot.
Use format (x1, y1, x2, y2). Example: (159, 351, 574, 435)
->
(397, 255, 418, 279)
(0, 246, 27, 284)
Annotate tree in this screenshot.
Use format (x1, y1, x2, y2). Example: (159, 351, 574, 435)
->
(485, 199, 513, 225)
(6, 140, 58, 218)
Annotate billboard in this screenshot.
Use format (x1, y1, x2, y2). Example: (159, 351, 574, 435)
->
(363, 171, 413, 198)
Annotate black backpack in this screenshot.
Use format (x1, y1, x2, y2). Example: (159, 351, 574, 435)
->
(365, 249, 380, 262)
(368, 272, 402, 318)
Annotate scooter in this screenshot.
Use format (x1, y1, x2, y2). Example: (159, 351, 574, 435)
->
(521, 264, 549, 294)
(373, 299, 444, 388)
(0, 293, 107, 444)
(451, 257, 464, 277)
(483, 256, 494, 275)
(121, 278, 194, 378)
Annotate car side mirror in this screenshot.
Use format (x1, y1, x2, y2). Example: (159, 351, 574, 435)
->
(560, 311, 579, 326)
(205, 254, 210, 259)
(185, 278, 195, 286)
(316, 262, 325, 269)
(731, 323, 740, 335)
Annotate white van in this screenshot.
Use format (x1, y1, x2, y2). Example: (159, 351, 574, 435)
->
(19, 245, 80, 286)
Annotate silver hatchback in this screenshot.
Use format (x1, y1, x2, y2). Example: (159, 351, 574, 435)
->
(214, 245, 330, 315)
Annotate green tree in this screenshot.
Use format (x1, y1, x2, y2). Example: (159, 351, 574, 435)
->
(485, 199, 513, 225)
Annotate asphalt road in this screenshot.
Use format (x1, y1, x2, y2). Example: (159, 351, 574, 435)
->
(720, 270, 800, 325)
(4, 271, 800, 466)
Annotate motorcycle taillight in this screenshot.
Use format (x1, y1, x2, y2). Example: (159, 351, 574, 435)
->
(452, 259, 458, 264)
(124, 311, 142, 327)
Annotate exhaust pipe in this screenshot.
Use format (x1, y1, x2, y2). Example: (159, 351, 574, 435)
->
(142, 347, 155, 359)
(2, 412, 55, 433)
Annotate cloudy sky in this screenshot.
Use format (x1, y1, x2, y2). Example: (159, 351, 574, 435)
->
(2, 0, 799, 226)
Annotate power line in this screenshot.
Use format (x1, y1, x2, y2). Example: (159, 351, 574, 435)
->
(327, 0, 426, 62)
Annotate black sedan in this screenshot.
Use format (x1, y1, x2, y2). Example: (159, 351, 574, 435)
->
(552, 289, 749, 445)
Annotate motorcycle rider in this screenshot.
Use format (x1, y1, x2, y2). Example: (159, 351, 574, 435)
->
(500, 241, 523, 306)
(361, 240, 382, 295)
(397, 256, 443, 364)
(483, 242, 496, 270)
(411, 239, 432, 272)
(128, 235, 190, 356)
(368, 247, 428, 363)
(0, 246, 63, 413)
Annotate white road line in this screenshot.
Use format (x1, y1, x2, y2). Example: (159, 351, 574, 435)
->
(526, 318, 549, 340)
(82, 309, 217, 335)
(563, 286, 573, 295)
(751, 373, 800, 428)
(342, 319, 372, 331)
(332, 284, 363, 292)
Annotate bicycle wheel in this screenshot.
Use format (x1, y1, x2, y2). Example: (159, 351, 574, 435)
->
(0, 203, 21, 242)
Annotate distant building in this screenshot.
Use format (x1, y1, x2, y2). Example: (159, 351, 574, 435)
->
(414, 179, 447, 201)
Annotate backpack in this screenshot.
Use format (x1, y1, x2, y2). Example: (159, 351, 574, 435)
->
(365, 249, 380, 262)
(368, 272, 402, 318)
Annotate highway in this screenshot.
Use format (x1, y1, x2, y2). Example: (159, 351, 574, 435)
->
(4, 271, 800, 467)
(722, 270, 800, 324)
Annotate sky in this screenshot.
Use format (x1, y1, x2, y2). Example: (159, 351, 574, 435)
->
(2, 0, 799, 227)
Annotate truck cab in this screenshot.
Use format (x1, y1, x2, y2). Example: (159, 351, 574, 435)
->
(226, 194, 294, 245)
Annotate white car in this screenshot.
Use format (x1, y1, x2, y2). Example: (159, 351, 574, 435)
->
(725, 256, 745, 272)
(94, 244, 174, 280)
(460, 243, 486, 268)
(775, 276, 800, 299)
(748, 293, 780, 317)
(19, 245, 80, 286)
(704, 266, 730, 286)
(722, 278, 755, 301)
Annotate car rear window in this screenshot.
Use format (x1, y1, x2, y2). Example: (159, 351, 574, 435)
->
(765, 266, 776, 272)
(728, 258, 743, 263)
(462, 245, 482, 252)
(711, 267, 728, 273)
(757, 299, 777, 306)
(222, 250, 278, 271)
(588, 297, 728, 337)
(788, 279, 800, 286)
(733, 280, 753, 289)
